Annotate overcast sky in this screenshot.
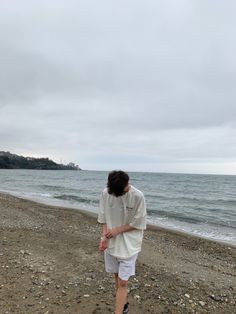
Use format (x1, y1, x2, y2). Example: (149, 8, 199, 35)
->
(1, 0, 236, 174)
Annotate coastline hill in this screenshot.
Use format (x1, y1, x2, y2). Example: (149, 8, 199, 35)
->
(0, 151, 81, 170)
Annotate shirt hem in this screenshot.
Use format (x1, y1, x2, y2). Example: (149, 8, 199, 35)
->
(106, 249, 141, 259)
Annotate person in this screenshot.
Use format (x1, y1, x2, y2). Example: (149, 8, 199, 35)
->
(98, 170, 147, 314)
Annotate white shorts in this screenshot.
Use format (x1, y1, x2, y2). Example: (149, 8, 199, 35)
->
(104, 251, 138, 281)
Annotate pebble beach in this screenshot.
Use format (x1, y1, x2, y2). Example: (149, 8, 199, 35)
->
(0, 192, 235, 314)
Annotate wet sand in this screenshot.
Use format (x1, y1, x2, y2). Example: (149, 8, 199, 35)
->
(0, 192, 235, 313)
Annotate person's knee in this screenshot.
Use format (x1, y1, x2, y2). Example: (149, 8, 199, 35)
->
(118, 278, 128, 287)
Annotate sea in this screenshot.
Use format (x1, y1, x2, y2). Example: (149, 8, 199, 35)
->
(0, 169, 235, 245)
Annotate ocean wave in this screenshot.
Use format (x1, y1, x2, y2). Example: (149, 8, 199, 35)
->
(147, 209, 204, 224)
(147, 208, 236, 228)
(39, 184, 79, 193)
(146, 194, 208, 203)
(54, 194, 98, 205)
(146, 194, 236, 209)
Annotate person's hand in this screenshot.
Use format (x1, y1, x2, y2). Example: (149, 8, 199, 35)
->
(105, 227, 121, 239)
(99, 236, 108, 252)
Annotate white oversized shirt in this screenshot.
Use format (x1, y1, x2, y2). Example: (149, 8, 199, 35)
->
(98, 185, 147, 259)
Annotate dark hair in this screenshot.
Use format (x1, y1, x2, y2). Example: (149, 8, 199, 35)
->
(107, 170, 129, 197)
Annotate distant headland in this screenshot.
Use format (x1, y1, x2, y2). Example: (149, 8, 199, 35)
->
(0, 151, 81, 170)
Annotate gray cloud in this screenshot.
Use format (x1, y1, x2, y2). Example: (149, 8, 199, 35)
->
(0, 0, 236, 173)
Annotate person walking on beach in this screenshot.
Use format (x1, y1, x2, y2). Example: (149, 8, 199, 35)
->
(98, 170, 147, 314)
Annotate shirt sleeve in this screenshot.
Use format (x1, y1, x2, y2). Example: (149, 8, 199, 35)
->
(129, 194, 147, 230)
(97, 192, 106, 224)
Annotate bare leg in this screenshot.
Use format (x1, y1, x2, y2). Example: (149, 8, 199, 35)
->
(114, 273, 128, 302)
(115, 278, 128, 314)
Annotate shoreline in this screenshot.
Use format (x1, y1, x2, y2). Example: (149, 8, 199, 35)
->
(1, 190, 235, 248)
(0, 192, 235, 313)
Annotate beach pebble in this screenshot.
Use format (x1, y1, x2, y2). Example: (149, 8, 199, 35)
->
(144, 283, 151, 287)
(83, 294, 90, 297)
(185, 294, 190, 298)
(199, 301, 206, 306)
(20, 250, 31, 256)
(210, 295, 221, 302)
(99, 285, 105, 290)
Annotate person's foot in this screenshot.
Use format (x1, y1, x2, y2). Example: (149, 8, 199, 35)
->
(123, 302, 129, 314)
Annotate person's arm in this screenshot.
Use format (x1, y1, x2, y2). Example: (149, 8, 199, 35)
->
(99, 223, 108, 251)
(102, 223, 108, 236)
(105, 224, 136, 239)
(98, 193, 109, 251)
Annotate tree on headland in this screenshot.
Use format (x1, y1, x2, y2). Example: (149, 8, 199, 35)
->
(0, 151, 81, 170)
